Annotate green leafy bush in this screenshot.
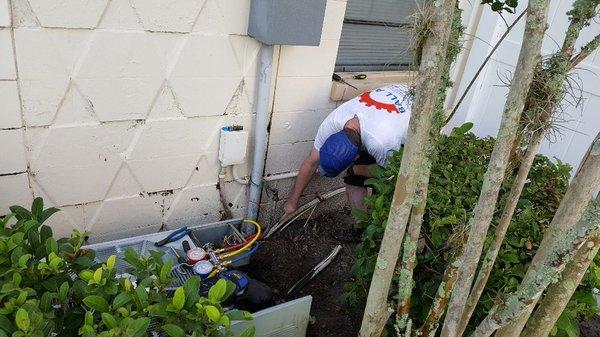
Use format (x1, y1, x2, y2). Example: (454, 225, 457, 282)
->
(343, 123, 598, 335)
(0, 198, 255, 337)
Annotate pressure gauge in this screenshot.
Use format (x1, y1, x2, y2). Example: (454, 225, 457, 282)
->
(187, 247, 207, 263)
(193, 260, 214, 277)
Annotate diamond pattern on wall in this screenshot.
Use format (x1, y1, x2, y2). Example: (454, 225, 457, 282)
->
(192, 0, 226, 34)
(85, 195, 165, 238)
(52, 84, 99, 126)
(170, 78, 242, 117)
(164, 184, 222, 229)
(169, 34, 243, 117)
(10, 0, 266, 240)
(126, 118, 222, 193)
(14, 28, 91, 126)
(28, 123, 138, 205)
(74, 31, 180, 121)
(131, 0, 206, 33)
(146, 85, 186, 120)
(27, 0, 109, 28)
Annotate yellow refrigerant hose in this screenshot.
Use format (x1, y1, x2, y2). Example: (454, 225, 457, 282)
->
(217, 219, 261, 259)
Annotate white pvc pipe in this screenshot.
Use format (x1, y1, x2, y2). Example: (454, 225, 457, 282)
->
(262, 171, 299, 182)
(247, 44, 274, 221)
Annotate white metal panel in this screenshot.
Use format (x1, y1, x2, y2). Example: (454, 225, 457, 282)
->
(230, 296, 312, 337)
(448, 0, 600, 172)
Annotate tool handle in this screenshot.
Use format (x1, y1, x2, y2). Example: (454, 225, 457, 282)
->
(182, 240, 191, 252)
(154, 227, 189, 247)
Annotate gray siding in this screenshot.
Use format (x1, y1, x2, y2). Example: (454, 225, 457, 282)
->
(335, 0, 420, 72)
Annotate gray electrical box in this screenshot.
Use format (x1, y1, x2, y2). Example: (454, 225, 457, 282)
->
(248, 0, 327, 46)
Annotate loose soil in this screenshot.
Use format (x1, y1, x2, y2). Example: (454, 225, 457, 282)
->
(582, 316, 600, 337)
(242, 211, 362, 337)
(242, 210, 600, 337)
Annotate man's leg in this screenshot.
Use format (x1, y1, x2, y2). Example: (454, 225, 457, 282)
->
(346, 184, 368, 212)
(331, 162, 371, 242)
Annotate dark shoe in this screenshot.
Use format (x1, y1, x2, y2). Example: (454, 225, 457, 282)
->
(331, 227, 363, 242)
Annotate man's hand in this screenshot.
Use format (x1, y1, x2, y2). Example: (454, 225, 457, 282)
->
(283, 198, 298, 217)
(282, 148, 319, 219)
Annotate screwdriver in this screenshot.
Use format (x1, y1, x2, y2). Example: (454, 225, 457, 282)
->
(332, 73, 358, 90)
(170, 246, 187, 264)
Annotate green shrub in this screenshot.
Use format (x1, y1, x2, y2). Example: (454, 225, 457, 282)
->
(0, 198, 255, 337)
(343, 123, 598, 336)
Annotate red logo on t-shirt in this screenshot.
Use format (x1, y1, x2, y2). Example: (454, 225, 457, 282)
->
(358, 91, 399, 113)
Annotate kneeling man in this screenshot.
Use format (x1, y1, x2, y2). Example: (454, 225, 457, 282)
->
(283, 84, 413, 240)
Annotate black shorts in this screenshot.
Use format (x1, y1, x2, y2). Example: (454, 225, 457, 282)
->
(343, 151, 377, 187)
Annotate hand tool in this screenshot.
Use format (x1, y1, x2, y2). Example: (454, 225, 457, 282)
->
(154, 226, 189, 247)
(182, 240, 191, 252)
(332, 73, 358, 89)
(169, 246, 187, 264)
(286, 245, 342, 297)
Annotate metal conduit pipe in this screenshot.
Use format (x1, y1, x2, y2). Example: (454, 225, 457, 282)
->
(246, 44, 275, 221)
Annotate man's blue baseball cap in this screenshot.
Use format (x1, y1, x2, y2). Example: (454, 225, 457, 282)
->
(318, 130, 359, 177)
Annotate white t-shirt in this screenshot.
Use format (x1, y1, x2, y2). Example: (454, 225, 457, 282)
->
(314, 84, 412, 165)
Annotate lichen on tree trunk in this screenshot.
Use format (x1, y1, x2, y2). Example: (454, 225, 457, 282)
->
(472, 194, 600, 337)
(493, 0, 600, 333)
(395, 10, 464, 334)
(495, 133, 600, 336)
(440, 1, 551, 335)
(522, 229, 600, 337)
(454, 131, 543, 336)
(358, 0, 459, 335)
(418, 242, 465, 337)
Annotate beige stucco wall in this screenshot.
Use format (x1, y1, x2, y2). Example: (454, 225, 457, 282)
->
(0, 0, 348, 241)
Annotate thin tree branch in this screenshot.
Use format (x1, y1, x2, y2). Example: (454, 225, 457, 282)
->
(419, 255, 463, 337)
(571, 33, 600, 68)
(445, 10, 527, 124)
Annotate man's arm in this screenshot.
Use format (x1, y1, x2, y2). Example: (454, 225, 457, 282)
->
(283, 148, 320, 216)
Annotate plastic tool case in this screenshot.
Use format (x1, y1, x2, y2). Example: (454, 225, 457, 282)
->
(84, 218, 312, 337)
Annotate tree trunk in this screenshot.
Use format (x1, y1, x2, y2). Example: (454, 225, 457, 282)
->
(494, 132, 600, 336)
(472, 194, 600, 337)
(358, 0, 458, 334)
(419, 241, 465, 337)
(522, 229, 600, 337)
(395, 10, 463, 333)
(493, 1, 600, 332)
(396, 174, 429, 330)
(440, 1, 551, 335)
(454, 131, 543, 336)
